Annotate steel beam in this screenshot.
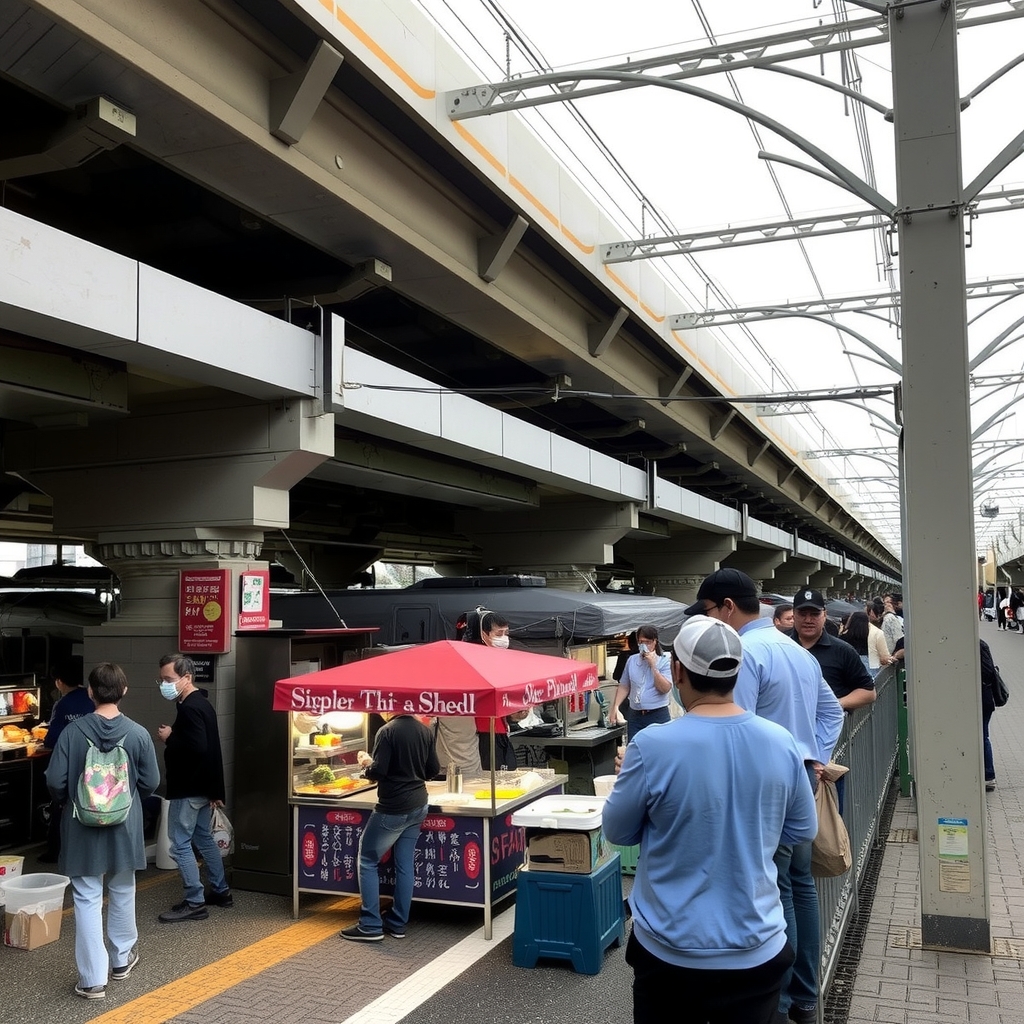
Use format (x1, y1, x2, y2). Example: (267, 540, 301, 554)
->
(891, 1, 990, 952)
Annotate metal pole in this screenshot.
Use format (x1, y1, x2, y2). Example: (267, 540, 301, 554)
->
(890, 0, 990, 952)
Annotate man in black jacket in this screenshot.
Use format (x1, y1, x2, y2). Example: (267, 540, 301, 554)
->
(341, 712, 439, 942)
(156, 654, 232, 922)
(979, 640, 998, 791)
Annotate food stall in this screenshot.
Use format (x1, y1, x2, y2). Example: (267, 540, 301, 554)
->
(0, 674, 46, 851)
(273, 640, 600, 938)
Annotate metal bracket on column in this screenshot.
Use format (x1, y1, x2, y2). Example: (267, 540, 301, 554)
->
(709, 406, 737, 441)
(270, 41, 344, 146)
(0, 96, 136, 180)
(659, 367, 693, 407)
(587, 307, 629, 357)
(478, 215, 529, 283)
(747, 440, 771, 467)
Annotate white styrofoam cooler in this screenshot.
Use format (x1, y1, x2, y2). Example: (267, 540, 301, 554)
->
(511, 794, 605, 831)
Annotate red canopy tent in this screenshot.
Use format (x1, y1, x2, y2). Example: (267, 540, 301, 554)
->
(273, 639, 600, 716)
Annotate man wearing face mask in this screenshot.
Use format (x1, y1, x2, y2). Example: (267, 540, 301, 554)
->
(468, 611, 523, 770)
(155, 654, 232, 922)
(607, 624, 673, 741)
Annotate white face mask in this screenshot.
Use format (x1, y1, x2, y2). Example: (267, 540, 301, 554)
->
(638, 642, 651, 654)
(489, 634, 510, 649)
(159, 680, 180, 701)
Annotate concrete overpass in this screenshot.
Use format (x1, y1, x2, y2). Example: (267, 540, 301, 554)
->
(0, 0, 901, 773)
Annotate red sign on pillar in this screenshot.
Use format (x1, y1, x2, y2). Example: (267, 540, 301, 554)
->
(237, 569, 270, 630)
(179, 569, 231, 653)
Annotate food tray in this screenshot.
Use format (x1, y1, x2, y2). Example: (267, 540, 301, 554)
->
(294, 777, 377, 798)
(511, 794, 605, 830)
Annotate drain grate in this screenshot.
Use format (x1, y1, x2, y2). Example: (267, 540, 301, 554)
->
(887, 827, 918, 843)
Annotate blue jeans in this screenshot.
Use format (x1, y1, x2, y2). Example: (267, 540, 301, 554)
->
(982, 697, 995, 781)
(774, 766, 820, 1015)
(356, 804, 428, 934)
(626, 706, 671, 743)
(71, 870, 137, 988)
(168, 796, 228, 904)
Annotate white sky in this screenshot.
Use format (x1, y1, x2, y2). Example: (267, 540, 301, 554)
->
(419, 0, 1024, 556)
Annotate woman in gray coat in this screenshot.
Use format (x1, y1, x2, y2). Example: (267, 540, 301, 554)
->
(45, 662, 160, 999)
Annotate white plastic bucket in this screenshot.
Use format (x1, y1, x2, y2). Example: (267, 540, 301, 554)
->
(155, 797, 175, 870)
(1, 873, 69, 914)
(592, 775, 618, 796)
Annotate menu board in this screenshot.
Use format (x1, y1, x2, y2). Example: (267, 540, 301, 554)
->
(295, 805, 525, 905)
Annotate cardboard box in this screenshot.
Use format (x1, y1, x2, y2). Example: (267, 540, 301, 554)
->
(4, 906, 64, 950)
(526, 827, 611, 874)
(0, 855, 24, 881)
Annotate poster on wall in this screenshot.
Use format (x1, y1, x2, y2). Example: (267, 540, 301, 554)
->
(179, 569, 231, 653)
(295, 805, 524, 906)
(237, 570, 270, 630)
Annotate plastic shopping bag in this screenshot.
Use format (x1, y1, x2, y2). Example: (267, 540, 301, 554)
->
(811, 763, 851, 878)
(211, 805, 234, 857)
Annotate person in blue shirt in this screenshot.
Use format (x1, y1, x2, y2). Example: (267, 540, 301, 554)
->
(604, 615, 817, 1024)
(607, 624, 673, 740)
(685, 569, 844, 1024)
(40, 657, 92, 863)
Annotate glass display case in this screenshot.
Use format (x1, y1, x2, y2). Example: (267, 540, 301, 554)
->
(288, 710, 374, 800)
(0, 674, 43, 850)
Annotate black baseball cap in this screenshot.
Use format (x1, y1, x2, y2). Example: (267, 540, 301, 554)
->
(683, 568, 758, 617)
(793, 588, 826, 611)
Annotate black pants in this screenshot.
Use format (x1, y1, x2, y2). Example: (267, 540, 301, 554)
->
(478, 732, 517, 771)
(626, 929, 794, 1024)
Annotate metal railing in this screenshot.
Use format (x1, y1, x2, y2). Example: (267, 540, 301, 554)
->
(817, 663, 901, 999)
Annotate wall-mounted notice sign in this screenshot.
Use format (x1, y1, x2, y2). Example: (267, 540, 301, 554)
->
(238, 570, 270, 630)
(179, 569, 231, 653)
(937, 817, 970, 894)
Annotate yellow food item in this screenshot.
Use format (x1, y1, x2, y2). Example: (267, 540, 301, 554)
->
(474, 788, 525, 800)
(31, 726, 48, 741)
(313, 734, 333, 747)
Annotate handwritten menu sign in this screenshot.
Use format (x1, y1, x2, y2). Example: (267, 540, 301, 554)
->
(295, 805, 525, 905)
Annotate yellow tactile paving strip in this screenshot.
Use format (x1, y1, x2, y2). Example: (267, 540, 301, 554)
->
(84, 895, 360, 1024)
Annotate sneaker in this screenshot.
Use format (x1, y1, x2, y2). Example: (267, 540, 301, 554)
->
(986, 779, 996, 792)
(383, 923, 406, 939)
(158, 900, 209, 923)
(205, 889, 234, 908)
(789, 1005, 817, 1024)
(111, 948, 140, 980)
(75, 984, 106, 1000)
(339, 925, 383, 943)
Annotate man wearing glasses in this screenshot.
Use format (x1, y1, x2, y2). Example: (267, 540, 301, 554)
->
(155, 654, 233, 922)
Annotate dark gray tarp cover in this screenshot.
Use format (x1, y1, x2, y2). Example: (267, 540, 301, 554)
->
(271, 587, 690, 644)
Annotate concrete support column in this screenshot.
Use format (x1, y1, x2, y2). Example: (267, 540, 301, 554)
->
(723, 547, 787, 584)
(891, 3, 989, 950)
(809, 570, 836, 593)
(457, 501, 638, 589)
(772, 558, 821, 593)
(84, 533, 266, 803)
(6, 399, 335, 812)
(620, 529, 737, 605)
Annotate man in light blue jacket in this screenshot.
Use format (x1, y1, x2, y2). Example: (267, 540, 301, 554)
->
(685, 568, 844, 1024)
(605, 615, 817, 1024)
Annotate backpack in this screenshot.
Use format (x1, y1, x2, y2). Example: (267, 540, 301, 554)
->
(73, 734, 133, 827)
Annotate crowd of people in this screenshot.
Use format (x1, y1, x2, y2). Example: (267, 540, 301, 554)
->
(41, 575, 1003, 1018)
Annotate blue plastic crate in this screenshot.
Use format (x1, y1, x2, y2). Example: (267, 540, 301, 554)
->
(610, 843, 639, 875)
(513, 852, 624, 975)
